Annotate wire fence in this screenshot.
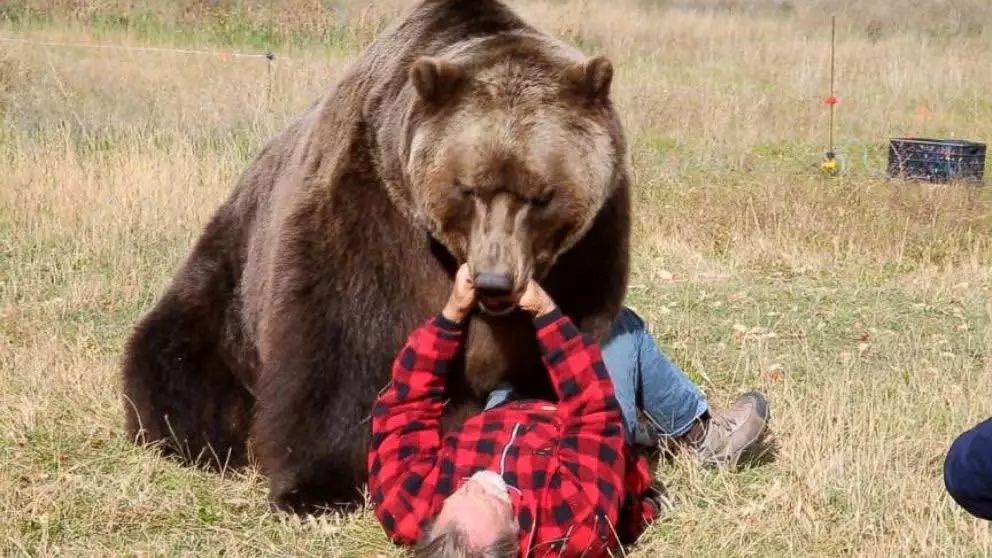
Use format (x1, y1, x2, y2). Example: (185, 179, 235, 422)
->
(0, 35, 275, 61)
(1, 34, 279, 109)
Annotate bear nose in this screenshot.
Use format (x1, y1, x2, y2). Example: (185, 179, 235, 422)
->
(474, 272, 514, 296)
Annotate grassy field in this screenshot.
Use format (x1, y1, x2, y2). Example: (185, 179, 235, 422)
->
(2, 0, 991, 555)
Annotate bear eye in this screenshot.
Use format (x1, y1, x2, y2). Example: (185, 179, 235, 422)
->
(455, 181, 477, 198)
(530, 191, 553, 208)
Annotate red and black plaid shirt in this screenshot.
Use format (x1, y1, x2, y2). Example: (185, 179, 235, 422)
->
(368, 308, 657, 556)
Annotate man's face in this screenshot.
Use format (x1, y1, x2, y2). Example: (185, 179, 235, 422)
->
(433, 476, 517, 548)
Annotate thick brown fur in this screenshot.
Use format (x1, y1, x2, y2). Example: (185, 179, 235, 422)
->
(122, 0, 630, 514)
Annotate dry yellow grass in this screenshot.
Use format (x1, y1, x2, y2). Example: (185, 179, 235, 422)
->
(1, 1, 990, 555)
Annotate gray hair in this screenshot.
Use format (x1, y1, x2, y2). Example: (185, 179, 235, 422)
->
(414, 521, 519, 558)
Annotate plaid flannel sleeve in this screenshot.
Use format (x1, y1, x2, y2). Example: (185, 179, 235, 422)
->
(367, 314, 463, 544)
(618, 453, 660, 544)
(532, 308, 628, 554)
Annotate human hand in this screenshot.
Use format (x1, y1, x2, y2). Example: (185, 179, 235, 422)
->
(442, 264, 476, 323)
(516, 279, 556, 317)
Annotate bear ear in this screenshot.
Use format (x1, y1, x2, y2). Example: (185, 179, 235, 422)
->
(564, 55, 613, 102)
(410, 57, 464, 105)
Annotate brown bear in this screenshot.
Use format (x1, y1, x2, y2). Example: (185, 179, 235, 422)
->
(122, 0, 631, 514)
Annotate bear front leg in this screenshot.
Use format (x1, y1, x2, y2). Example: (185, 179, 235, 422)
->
(252, 312, 395, 514)
(122, 288, 254, 469)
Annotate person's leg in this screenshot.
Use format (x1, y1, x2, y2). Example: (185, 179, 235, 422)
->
(607, 309, 710, 438)
(604, 307, 770, 466)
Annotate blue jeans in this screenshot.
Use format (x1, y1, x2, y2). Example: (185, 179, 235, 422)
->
(485, 307, 710, 445)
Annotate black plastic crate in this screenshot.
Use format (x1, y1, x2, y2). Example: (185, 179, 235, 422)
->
(887, 138, 986, 183)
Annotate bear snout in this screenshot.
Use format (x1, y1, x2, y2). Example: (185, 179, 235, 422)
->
(471, 264, 529, 316)
(474, 271, 514, 297)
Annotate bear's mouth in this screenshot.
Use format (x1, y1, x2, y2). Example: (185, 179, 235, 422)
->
(478, 297, 516, 316)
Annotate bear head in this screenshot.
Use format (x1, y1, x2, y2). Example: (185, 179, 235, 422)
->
(399, 33, 626, 315)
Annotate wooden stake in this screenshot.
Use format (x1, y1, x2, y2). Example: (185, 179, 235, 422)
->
(828, 15, 836, 154)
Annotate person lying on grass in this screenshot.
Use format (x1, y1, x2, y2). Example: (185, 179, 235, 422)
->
(367, 264, 770, 557)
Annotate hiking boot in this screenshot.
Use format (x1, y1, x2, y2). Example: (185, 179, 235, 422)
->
(688, 391, 770, 467)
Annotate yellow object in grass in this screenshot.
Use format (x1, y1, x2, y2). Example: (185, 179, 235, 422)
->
(821, 156, 838, 174)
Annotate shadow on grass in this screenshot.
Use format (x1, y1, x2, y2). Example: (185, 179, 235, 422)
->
(738, 431, 779, 470)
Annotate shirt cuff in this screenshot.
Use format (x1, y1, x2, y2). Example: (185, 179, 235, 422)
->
(433, 313, 465, 332)
(532, 306, 564, 330)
